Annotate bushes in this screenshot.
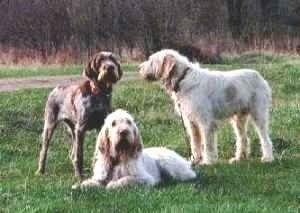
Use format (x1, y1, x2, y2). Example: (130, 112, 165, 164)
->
(0, 0, 300, 64)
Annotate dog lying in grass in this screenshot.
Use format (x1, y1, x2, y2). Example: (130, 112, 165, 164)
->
(72, 109, 196, 189)
(36, 52, 122, 178)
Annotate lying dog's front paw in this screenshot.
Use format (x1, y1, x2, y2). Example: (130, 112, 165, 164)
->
(106, 181, 118, 189)
(72, 183, 81, 190)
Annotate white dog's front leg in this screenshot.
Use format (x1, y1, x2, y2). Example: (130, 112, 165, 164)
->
(201, 124, 218, 165)
(106, 175, 157, 189)
(106, 176, 140, 189)
(182, 117, 202, 164)
(72, 154, 111, 189)
(91, 154, 111, 181)
(72, 178, 105, 189)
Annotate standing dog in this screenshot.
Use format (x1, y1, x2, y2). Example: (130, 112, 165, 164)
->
(36, 52, 122, 178)
(73, 109, 196, 189)
(138, 49, 274, 165)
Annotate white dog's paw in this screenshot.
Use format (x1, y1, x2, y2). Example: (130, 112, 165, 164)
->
(198, 160, 214, 166)
(191, 156, 215, 166)
(190, 156, 202, 165)
(229, 157, 242, 164)
(261, 155, 274, 162)
(72, 183, 81, 190)
(106, 181, 119, 189)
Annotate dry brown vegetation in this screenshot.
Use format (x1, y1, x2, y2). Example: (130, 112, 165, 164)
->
(1, 0, 300, 65)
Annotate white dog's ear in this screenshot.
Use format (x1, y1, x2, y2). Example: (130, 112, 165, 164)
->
(96, 127, 111, 158)
(132, 128, 143, 158)
(157, 54, 176, 79)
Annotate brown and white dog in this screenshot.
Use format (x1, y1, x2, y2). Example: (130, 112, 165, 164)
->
(36, 52, 122, 178)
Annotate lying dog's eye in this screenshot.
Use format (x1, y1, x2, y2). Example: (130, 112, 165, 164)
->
(112, 120, 116, 127)
(126, 119, 132, 125)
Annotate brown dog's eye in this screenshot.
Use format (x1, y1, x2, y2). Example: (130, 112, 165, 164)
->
(112, 120, 116, 127)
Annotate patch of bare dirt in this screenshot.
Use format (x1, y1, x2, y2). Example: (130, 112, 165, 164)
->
(0, 73, 139, 92)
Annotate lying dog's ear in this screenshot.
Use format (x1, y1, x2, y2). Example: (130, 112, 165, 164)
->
(157, 54, 176, 80)
(132, 128, 143, 158)
(96, 127, 111, 158)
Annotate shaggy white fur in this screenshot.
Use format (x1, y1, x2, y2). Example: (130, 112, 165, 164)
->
(139, 49, 274, 165)
(72, 109, 196, 189)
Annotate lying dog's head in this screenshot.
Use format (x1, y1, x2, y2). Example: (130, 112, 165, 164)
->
(83, 52, 122, 86)
(95, 109, 142, 164)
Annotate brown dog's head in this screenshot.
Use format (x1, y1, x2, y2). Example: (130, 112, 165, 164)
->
(83, 52, 122, 87)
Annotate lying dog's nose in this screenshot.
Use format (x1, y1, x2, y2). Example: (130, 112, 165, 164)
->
(119, 129, 129, 137)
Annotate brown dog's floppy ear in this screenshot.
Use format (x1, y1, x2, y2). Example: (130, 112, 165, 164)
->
(157, 54, 176, 80)
(117, 63, 123, 81)
(109, 54, 123, 82)
(82, 57, 98, 81)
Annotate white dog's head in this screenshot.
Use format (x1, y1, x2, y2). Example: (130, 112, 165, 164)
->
(138, 49, 192, 91)
(96, 109, 142, 164)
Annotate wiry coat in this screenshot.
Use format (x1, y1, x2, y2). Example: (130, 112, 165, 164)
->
(73, 109, 196, 189)
(139, 49, 274, 165)
(36, 52, 122, 178)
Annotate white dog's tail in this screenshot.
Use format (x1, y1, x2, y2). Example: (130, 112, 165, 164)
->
(143, 147, 197, 181)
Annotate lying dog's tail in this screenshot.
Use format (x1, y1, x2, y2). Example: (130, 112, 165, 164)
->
(143, 147, 197, 181)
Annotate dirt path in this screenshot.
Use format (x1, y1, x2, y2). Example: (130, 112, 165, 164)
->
(0, 72, 139, 92)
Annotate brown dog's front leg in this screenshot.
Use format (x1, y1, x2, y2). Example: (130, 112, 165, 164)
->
(36, 124, 56, 175)
(72, 128, 85, 178)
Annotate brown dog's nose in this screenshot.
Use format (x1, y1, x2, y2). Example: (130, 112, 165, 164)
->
(107, 65, 114, 72)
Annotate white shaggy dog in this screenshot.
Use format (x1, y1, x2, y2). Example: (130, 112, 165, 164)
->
(73, 109, 196, 189)
(138, 49, 274, 165)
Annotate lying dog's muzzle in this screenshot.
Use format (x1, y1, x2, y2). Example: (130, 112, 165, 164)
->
(115, 139, 131, 153)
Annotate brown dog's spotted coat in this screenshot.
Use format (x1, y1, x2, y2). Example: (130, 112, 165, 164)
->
(36, 52, 122, 178)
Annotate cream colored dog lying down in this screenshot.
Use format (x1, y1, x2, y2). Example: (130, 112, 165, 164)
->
(72, 109, 196, 189)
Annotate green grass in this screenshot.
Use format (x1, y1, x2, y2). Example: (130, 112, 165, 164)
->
(0, 63, 138, 78)
(0, 55, 300, 212)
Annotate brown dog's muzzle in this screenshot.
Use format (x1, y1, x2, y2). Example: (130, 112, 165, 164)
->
(97, 68, 119, 84)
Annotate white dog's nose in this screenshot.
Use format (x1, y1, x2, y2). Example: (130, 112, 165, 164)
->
(119, 129, 129, 137)
(138, 62, 146, 71)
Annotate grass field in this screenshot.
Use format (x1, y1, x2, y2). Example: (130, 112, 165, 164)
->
(0, 53, 299, 212)
(0, 63, 138, 78)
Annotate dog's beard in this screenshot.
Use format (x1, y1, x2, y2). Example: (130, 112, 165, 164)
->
(116, 138, 131, 152)
(97, 70, 118, 86)
(114, 138, 133, 161)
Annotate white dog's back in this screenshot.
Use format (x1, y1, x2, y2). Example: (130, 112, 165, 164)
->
(143, 147, 196, 181)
